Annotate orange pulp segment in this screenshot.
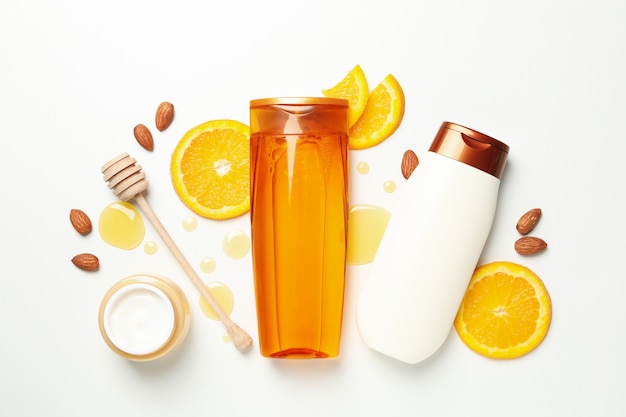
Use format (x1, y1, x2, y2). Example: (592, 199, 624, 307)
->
(170, 119, 250, 220)
(322, 64, 369, 128)
(454, 261, 552, 359)
(348, 73, 405, 150)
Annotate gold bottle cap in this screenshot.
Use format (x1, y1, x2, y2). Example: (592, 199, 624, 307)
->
(430, 122, 509, 179)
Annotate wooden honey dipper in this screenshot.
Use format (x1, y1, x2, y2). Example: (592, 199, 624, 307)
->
(101, 153, 253, 353)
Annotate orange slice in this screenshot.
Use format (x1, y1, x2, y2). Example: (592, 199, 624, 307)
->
(170, 119, 250, 220)
(348, 73, 405, 150)
(454, 261, 552, 359)
(322, 64, 369, 128)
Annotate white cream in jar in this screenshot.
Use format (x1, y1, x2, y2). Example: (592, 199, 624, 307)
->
(99, 274, 190, 361)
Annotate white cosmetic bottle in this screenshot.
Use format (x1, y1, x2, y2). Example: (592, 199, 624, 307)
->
(356, 122, 509, 364)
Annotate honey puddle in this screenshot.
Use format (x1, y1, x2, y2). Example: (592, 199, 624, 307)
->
(222, 230, 250, 259)
(200, 256, 216, 273)
(98, 201, 145, 250)
(199, 281, 234, 320)
(347, 204, 391, 265)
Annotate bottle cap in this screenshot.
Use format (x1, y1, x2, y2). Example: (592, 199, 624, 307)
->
(250, 97, 348, 136)
(430, 122, 509, 179)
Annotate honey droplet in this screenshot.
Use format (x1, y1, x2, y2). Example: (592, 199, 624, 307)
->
(222, 230, 250, 260)
(182, 216, 198, 232)
(199, 282, 234, 320)
(347, 204, 391, 265)
(98, 201, 145, 250)
(383, 180, 397, 193)
(356, 161, 370, 174)
(144, 240, 158, 255)
(200, 257, 216, 273)
(222, 332, 232, 344)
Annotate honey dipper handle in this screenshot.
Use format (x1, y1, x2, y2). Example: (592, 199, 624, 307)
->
(133, 193, 253, 353)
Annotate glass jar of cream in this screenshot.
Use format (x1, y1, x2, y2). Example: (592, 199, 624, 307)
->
(98, 274, 191, 361)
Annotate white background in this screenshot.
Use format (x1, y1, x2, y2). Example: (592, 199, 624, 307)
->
(1, 0, 625, 416)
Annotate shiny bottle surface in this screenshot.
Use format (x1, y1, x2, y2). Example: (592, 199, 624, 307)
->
(250, 98, 349, 358)
(357, 122, 509, 364)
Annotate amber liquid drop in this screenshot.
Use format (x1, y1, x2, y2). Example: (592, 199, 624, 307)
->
(199, 282, 234, 320)
(98, 201, 145, 250)
(347, 205, 391, 265)
(222, 230, 250, 260)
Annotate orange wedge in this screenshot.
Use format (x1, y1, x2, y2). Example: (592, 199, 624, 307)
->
(322, 64, 369, 128)
(348, 73, 405, 150)
(170, 119, 250, 220)
(454, 261, 552, 359)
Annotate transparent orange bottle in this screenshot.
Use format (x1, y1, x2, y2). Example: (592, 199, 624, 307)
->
(250, 97, 349, 358)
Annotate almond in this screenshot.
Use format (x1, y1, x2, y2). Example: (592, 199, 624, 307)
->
(514, 237, 547, 255)
(133, 124, 154, 151)
(155, 101, 174, 131)
(69, 209, 92, 235)
(516, 208, 542, 235)
(401, 149, 419, 179)
(71, 253, 100, 271)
